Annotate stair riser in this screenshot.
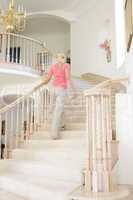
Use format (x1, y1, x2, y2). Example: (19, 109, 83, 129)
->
(8, 163, 82, 183)
(43, 126, 85, 131)
(12, 150, 86, 167)
(48, 117, 85, 123)
(0, 177, 56, 200)
(32, 131, 86, 140)
(43, 123, 86, 130)
(63, 111, 86, 116)
(64, 101, 86, 105)
(0, 160, 10, 173)
(49, 105, 86, 109)
(22, 142, 85, 150)
(0, 189, 28, 200)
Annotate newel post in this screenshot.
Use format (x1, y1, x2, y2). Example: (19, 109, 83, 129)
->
(85, 89, 113, 193)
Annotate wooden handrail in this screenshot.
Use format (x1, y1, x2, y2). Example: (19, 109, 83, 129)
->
(0, 32, 52, 73)
(84, 77, 129, 96)
(0, 81, 51, 159)
(0, 83, 49, 114)
(0, 32, 43, 45)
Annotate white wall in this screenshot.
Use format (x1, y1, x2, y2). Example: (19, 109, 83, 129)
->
(23, 17, 70, 55)
(115, 0, 126, 68)
(71, 0, 126, 78)
(116, 94, 133, 184)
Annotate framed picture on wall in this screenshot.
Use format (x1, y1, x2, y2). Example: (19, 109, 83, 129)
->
(125, 0, 133, 52)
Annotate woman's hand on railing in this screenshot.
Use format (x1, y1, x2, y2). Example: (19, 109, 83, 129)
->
(34, 82, 44, 91)
(33, 75, 51, 91)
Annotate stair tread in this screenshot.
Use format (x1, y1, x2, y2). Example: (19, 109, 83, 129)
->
(1, 171, 79, 187)
(0, 188, 28, 200)
(3, 158, 85, 172)
(12, 148, 87, 168)
(32, 130, 86, 138)
(0, 172, 80, 199)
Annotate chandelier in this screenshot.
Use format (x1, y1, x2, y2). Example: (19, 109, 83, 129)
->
(0, 0, 26, 33)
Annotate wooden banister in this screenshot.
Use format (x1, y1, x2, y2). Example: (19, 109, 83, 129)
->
(0, 83, 50, 159)
(0, 32, 43, 46)
(84, 77, 128, 96)
(84, 76, 128, 193)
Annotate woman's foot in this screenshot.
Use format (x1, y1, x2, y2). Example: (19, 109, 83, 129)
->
(51, 132, 61, 140)
(61, 125, 66, 130)
(52, 136, 61, 140)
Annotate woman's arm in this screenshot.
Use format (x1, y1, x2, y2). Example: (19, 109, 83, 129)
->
(34, 68, 53, 90)
(41, 75, 52, 86)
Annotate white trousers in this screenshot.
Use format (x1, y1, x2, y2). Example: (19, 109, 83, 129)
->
(50, 87, 67, 139)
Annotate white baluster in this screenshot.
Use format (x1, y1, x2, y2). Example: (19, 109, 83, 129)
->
(11, 35, 14, 63)
(40, 89, 44, 126)
(85, 96, 92, 192)
(34, 91, 38, 131)
(4, 112, 8, 158)
(15, 36, 18, 63)
(30, 97, 34, 136)
(96, 95, 103, 191)
(21, 100, 25, 143)
(22, 37, 25, 65)
(10, 109, 14, 153)
(1, 34, 6, 62)
(6, 34, 11, 63)
(26, 98, 30, 141)
(44, 89, 47, 121)
(31, 41, 33, 68)
(15, 103, 20, 147)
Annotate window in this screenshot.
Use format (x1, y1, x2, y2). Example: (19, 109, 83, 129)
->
(125, 0, 133, 52)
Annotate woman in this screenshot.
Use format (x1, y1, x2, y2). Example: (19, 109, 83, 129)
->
(36, 53, 77, 139)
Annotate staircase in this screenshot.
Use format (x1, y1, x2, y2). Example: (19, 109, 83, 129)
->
(0, 32, 131, 200)
(0, 78, 89, 200)
(0, 79, 131, 200)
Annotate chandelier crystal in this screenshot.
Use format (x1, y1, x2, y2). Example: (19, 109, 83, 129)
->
(0, 0, 26, 33)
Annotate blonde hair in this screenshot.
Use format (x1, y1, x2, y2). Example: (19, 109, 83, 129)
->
(55, 53, 66, 60)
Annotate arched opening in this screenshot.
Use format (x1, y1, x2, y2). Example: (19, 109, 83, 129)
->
(23, 15, 71, 60)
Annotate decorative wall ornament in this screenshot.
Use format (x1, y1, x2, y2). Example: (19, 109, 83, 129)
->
(100, 39, 112, 63)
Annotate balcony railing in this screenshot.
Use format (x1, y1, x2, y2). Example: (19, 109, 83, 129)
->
(0, 33, 52, 73)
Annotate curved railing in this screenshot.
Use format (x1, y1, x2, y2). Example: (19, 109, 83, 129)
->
(0, 32, 52, 73)
(0, 83, 51, 159)
(84, 77, 128, 193)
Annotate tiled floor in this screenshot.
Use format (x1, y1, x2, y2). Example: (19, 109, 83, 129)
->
(69, 185, 133, 200)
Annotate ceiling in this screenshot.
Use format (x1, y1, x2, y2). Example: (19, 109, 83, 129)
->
(0, 0, 96, 22)
(1, 0, 80, 13)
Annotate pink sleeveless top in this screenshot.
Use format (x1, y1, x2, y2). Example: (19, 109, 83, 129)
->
(47, 63, 70, 89)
